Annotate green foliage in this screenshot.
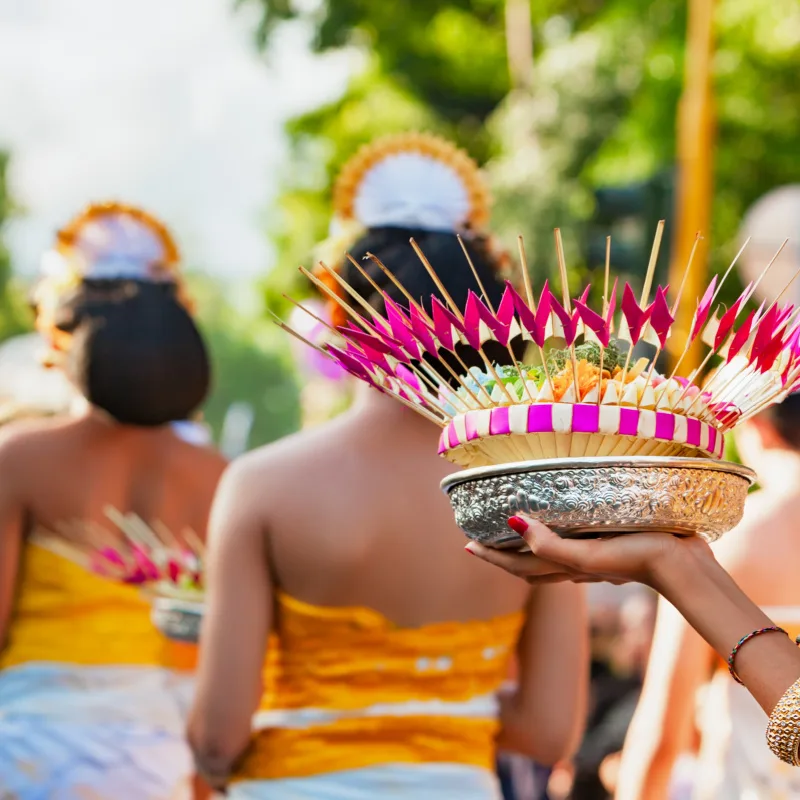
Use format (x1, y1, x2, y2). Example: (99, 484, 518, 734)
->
(711, 0, 800, 266)
(244, 0, 510, 122)
(189, 276, 301, 449)
(491, 0, 800, 298)
(265, 65, 444, 306)
(546, 341, 623, 374)
(0, 153, 33, 342)
(249, 0, 516, 310)
(250, 0, 800, 317)
(488, 17, 653, 290)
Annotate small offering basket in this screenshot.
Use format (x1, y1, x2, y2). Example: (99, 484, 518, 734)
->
(151, 596, 204, 644)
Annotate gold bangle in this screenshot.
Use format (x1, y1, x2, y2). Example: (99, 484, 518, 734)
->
(766, 675, 800, 766)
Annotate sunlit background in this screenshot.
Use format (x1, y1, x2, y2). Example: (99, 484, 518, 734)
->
(1, 0, 799, 454)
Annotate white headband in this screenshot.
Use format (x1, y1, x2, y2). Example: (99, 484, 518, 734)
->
(353, 152, 472, 232)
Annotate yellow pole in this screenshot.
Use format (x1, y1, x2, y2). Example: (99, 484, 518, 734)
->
(505, 0, 534, 91)
(668, 0, 716, 373)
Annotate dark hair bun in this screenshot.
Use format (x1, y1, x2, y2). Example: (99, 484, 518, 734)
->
(54, 280, 210, 426)
(764, 392, 800, 451)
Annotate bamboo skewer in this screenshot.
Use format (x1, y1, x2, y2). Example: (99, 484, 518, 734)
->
(518, 235, 535, 307)
(671, 233, 702, 315)
(641, 220, 666, 308)
(300, 266, 379, 337)
(618, 221, 666, 390)
(692, 309, 798, 417)
(655, 234, 708, 405)
(284, 291, 471, 415)
(323, 250, 501, 413)
(457, 235, 535, 402)
(410, 239, 517, 404)
(275, 223, 800, 469)
(517, 235, 556, 395)
(683, 309, 798, 422)
(299, 265, 464, 415)
(664, 235, 770, 409)
(680, 253, 800, 417)
(737, 365, 800, 425)
(363, 252, 497, 405)
(343, 257, 485, 407)
(554, 229, 580, 391)
(645, 233, 703, 409)
(296, 265, 478, 421)
(597, 236, 612, 407)
(33, 510, 208, 590)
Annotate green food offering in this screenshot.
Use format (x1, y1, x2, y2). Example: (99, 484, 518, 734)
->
(546, 340, 623, 375)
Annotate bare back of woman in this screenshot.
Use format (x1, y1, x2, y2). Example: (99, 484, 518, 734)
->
(2, 412, 223, 548)
(263, 392, 526, 623)
(0, 203, 226, 800)
(193, 390, 587, 800)
(189, 134, 589, 800)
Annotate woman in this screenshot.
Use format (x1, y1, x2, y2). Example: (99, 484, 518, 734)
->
(0, 202, 227, 799)
(607, 397, 800, 800)
(467, 402, 800, 781)
(188, 134, 589, 799)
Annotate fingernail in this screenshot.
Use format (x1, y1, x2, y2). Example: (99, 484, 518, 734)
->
(464, 544, 476, 555)
(507, 516, 528, 535)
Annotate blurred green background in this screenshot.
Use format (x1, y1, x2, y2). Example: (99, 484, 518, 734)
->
(1, 0, 798, 450)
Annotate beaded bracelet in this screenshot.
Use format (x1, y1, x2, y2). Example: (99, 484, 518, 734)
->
(728, 626, 788, 685)
(767, 675, 800, 766)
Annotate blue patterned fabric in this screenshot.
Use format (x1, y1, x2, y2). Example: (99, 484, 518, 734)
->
(0, 662, 193, 799)
(228, 763, 503, 800)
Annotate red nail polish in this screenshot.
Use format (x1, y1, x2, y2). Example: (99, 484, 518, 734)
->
(465, 545, 476, 555)
(507, 516, 528, 535)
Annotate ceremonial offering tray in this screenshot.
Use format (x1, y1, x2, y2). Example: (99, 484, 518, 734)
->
(442, 456, 756, 548)
(277, 134, 798, 554)
(151, 596, 204, 644)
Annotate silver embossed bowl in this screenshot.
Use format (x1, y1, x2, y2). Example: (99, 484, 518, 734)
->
(441, 456, 756, 549)
(151, 597, 204, 644)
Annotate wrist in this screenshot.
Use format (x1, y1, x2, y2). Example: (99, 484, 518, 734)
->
(648, 538, 717, 599)
(195, 764, 229, 792)
(646, 536, 777, 666)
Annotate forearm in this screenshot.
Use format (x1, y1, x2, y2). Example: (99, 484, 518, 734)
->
(189, 461, 273, 787)
(187, 689, 254, 787)
(499, 583, 589, 762)
(188, 727, 242, 791)
(191, 773, 214, 800)
(654, 546, 800, 714)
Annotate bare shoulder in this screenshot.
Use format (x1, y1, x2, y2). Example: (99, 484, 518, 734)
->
(218, 419, 354, 517)
(240, 415, 353, 478)
(171, 437, 228, 476)
(0, 415, 79, 461)
(205, 437, 308, 548)
(712, 488, 784, 573)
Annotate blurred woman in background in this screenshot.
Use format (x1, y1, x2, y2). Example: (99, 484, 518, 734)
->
(468, 394, 800, 799)
(188, 134, 589, 799)
(0, 203, 226, 799)
(612, 395, 800, 799)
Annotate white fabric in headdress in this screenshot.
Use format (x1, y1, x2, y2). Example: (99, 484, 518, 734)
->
(353, 153, 471, 233)
(42, 213, 173, 283)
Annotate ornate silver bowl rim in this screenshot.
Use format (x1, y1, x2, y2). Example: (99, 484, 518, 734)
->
(441, 456, 757, 546)
(441, 456, 756, 494)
